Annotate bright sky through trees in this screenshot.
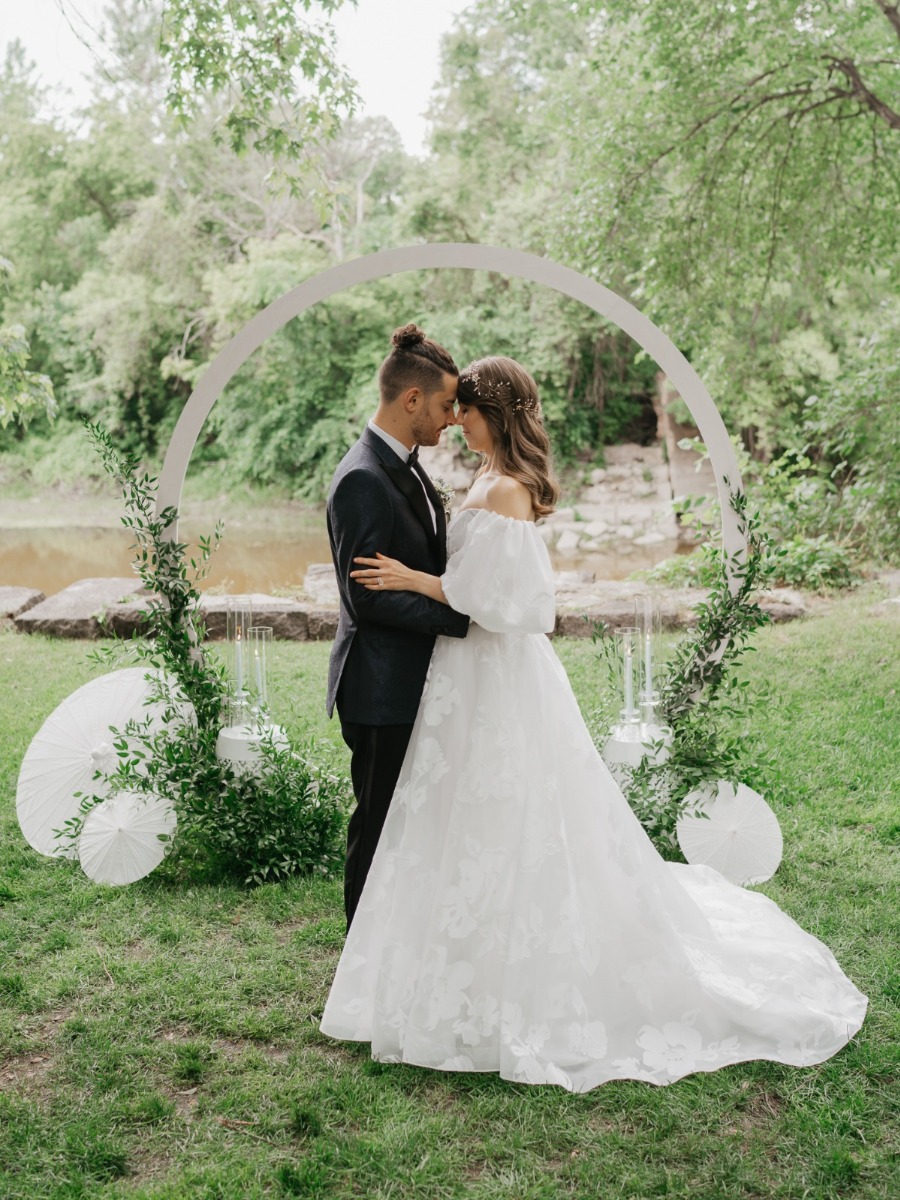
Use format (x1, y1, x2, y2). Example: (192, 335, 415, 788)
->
(0, 0, 469, 153)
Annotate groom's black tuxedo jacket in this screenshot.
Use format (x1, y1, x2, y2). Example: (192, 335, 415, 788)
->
(326, 426, 469, 725)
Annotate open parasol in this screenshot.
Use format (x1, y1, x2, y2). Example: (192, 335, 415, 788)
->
(676, 780, 783, 886)
(78, 790, 176, 885)
(16, 668, 190, 858)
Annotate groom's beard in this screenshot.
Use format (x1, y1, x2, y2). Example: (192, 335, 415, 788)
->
(411, 405, 446, 448)
(412, 415, 444, 448)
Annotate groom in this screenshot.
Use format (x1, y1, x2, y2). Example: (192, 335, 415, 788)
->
(326, 323, 470, 927)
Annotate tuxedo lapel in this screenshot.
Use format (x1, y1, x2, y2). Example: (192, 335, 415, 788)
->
(414, 463, 447, 572)
(361, 427, 442, 562)
(381, 461, 438, 548)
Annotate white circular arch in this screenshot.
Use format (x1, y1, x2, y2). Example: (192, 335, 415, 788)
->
(157, 243, 745, 571)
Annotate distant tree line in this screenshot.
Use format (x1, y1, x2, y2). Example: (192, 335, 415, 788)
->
(0, 0, 896, 560)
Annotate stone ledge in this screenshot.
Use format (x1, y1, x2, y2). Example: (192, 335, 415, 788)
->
(198, 594, 310, 641)
(7, 572, 806, 642)
(0, 586, 45, 621)
(14, 578, 144, 639)
(102, 592, 314, 641)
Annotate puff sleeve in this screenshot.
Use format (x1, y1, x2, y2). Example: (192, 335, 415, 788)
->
(440, 509, 555, 634)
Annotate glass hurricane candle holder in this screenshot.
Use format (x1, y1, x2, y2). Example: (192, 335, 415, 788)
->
(225, 596, 253, 713)
(248, 626, 272, 725)
(636, 592, 661, 716)
(616, 626, 641, 724)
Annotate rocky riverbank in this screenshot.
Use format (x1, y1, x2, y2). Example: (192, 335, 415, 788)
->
(1, 569, 806, 641)
(2, 426, 812, 639)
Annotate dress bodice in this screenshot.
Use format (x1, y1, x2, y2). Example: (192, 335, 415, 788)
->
(441, 508, 555, 635)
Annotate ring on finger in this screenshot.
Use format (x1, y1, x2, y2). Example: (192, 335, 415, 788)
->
(379, 577, 385, 588)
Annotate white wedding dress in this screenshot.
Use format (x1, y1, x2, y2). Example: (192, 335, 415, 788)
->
(321, 508, 867, 1092)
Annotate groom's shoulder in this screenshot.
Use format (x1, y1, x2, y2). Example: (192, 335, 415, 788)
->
(328, 436, 385, 503)
(333, 433, 375, 476)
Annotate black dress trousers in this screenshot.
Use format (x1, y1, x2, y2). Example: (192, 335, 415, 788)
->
(339, 716, 414, 929)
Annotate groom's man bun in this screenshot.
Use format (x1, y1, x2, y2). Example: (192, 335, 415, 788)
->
(379, 323, 458, 402)
(391, 323, 426, 349)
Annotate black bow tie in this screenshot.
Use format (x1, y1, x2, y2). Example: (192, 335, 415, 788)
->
(407, 446, 419, 466)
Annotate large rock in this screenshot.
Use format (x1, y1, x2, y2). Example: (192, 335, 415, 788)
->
(9, 568, 806, 643)
(304, 563, 341, 607)
(198, 594, 310, 641)
(874, 569, 900, 599)
(0, 586, 44, 621)
(14, 578, 144, 639)
(94, 592, 338, 642)
(100, 591, 317, 640)
(100, 591, 158, 638)
(555, 529, 582, 555)
(554, 580, 707, 637)
(758, 588, 806, 623)
(306, 608, 340, 640)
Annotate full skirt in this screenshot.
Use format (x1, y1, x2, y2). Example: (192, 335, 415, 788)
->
(320, 625, 867, 1092)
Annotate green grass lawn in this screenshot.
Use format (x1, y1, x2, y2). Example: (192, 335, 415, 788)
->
(1, 595, 898, 1199)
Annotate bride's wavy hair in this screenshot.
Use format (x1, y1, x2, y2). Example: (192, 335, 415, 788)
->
(457, 356, 560, 518)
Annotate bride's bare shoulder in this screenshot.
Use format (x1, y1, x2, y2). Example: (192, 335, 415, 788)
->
(482, 475, 534, 521)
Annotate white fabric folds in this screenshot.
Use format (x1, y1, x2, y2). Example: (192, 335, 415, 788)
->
(440, 508, 555, 635)
(321, 508, 867, 1092)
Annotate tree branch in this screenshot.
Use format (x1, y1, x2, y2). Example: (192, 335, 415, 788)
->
(615, 63, 799, 204)
(825, 54, 900, 130)
(875, 0, 900, 43)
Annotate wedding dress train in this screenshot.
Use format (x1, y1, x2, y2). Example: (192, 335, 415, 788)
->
(320, 508, 866, 1092)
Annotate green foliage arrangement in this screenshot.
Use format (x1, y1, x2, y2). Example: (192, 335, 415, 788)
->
(640, 535, 855, 594)
(595, 489, 780, 854)
(68, 420, 349, 884)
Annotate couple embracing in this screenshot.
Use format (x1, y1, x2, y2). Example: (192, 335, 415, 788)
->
(320, 324, 866, 1093)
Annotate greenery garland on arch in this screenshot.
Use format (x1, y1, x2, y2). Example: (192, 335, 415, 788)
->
(593, 488, 783, 855)
(63, 420, 351, 885)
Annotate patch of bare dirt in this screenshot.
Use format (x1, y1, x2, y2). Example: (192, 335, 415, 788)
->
(274, 918, 315, 944)
(156, 1025, 196, 1043)
(721, 1083, 785, 1150)
(0, 1050, 53, 1093)
(123, 939, 151, 961)
(211, 1037, 292, 1063)
(118, 1147, 177, 1191)
(0, 1007, 73, 1098)
(172, 1086, 200, 1119)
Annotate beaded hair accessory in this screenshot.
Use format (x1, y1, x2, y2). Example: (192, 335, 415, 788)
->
(461, 368, 538, 414)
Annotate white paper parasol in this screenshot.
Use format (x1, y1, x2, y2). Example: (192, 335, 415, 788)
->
(677, 780, 783, 885)
(16, 668, 190, 858)
(78, 790, 176, 885)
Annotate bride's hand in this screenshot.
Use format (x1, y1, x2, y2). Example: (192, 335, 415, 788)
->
(351, 552, 417, 591)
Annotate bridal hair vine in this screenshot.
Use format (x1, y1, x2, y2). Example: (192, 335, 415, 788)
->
(462, 369, 538, 415)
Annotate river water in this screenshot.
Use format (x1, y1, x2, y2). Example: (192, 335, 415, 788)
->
(0, 499, 678, 595)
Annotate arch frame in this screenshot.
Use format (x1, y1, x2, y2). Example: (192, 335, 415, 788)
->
(156, 242, 745, 571)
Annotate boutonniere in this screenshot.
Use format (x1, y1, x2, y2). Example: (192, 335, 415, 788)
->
(433, 476, 455, 520)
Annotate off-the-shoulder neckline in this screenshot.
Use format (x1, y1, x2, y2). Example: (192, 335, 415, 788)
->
(452, 506, 537, 527)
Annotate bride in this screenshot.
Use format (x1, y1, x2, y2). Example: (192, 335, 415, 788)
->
(320, 355, 866, 1092)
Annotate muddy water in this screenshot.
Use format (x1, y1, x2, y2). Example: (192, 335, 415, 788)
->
(0, 504, 679, 596)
